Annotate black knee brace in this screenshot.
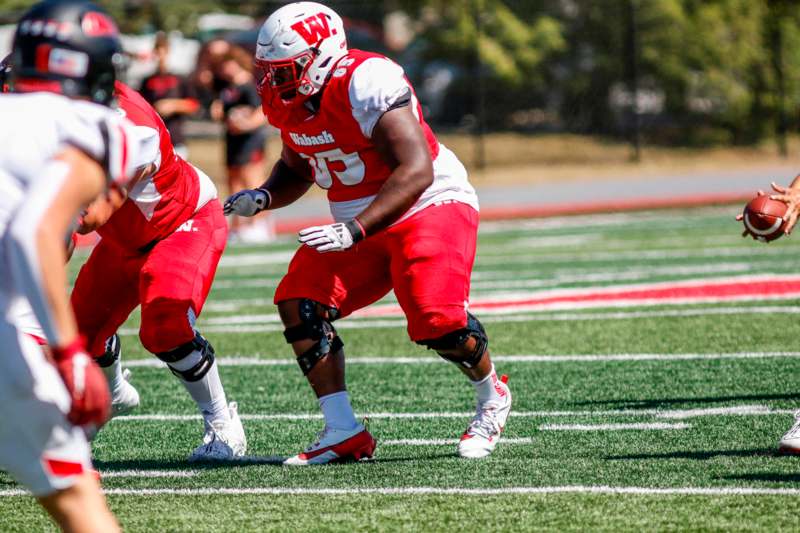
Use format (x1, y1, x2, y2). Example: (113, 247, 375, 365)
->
(156, 332, 215, 382)
(416, 312, 488, 369)
(283, 299, 343, 375)
(95, 334, 120, 368)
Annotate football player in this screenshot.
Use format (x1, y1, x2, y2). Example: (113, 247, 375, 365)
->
(225, 1, 512, 464)
(0, 1, 145, 530)
(69, 79, 247, 462)
(762, 179, 800, 454)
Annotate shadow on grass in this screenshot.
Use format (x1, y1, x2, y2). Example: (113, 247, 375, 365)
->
(95, 452, 455, 470)
(605, 448, 776, 461)
(573, 393, 800, 409)
(370, 452, 457, 464)
(94, 455, 285, 471)
(723, 473, 800, 483)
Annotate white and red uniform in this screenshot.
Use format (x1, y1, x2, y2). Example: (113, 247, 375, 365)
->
(0, 92, 144, 495)
(271, 50, 480, 340)
(70, 82, 227, 357)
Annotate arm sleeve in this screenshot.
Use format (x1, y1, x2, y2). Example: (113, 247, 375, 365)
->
(348, 57, 413, 139)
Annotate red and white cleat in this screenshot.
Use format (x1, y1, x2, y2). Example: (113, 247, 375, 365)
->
(779, 411, 800, 455)
(457, 374, 512, 459)
(284, 424, 376, 465)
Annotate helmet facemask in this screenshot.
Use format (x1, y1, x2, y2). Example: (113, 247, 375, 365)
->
(256, 48, 316, 105)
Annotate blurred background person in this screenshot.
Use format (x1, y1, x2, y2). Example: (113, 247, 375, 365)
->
(192, 38, 231, 118)
(211, 44, 274, 243)
(140, 31, 200, 159)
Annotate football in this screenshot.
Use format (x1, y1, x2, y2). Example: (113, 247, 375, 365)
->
(741, 195, 788, 242)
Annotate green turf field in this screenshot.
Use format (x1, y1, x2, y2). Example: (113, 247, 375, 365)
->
(4, 206, 800, 531)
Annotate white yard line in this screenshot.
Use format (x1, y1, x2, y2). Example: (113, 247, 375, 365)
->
(100, 470, 197, 478)
(475, 246, 791, 266)
(382, 438, 534, 446)
(539, 423, 690, 431)
(114, 405, 793, 423)
(122, 305, 800, 335)
(218, 251, 294, 268)
(3, 485, 800, 497)
(121, 351, 800, 369)
(198, 304, 753, 326)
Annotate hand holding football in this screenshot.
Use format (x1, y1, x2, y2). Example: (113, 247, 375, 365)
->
(741, 194, 788, 242)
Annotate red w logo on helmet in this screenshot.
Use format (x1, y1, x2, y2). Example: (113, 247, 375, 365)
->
(81, 12, 118, 37)
(291, 13, 334, 45)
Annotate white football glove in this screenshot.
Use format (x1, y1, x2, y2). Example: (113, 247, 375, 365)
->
(223, 188, 270, 217)
(298, 220, 365, 253)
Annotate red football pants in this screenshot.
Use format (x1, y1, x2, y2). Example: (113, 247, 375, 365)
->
(71, 201, 228, 356)
(275, 202, 479, 341)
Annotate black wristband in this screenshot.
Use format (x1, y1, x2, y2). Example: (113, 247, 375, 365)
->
(345, 219, 365, 243)
(255, 187, 272, 212)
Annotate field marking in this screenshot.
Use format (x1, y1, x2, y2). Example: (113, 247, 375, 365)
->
(474, 246, 792, 266)
(113, 405, 792, 423)
(195, 305, 800, 327)
(120, 305, 800, 335)
(121, 351, 800, 369)
(218, 251, 294, 268)
(469, 263, 756, 289)
(3, 485, 800, 497)
(539, 423, 689, 431)
(100, 470, 197, 478)
(349, 275, 800, 318)
(382, 437, 534, 446)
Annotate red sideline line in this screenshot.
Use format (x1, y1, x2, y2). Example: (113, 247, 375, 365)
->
(353, 277, 800, 317)
(74, 191, 752, 246)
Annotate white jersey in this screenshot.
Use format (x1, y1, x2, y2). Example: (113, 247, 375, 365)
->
(0, 93, 149, 231)
(0, 92, 146, 344)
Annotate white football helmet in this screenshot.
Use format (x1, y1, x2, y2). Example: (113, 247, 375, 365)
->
(255, 2, 347, 106)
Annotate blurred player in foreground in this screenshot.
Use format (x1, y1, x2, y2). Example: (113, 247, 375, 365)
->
(70, 79, 247, 462)
(225, 2, 511, 464)
(0, 1, 144, 530)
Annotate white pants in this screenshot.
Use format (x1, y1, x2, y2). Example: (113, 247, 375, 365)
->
(0, 291, 91, 496)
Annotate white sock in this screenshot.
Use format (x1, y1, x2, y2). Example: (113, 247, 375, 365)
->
(472, 365, 505, 404)
(318, 391, 359, 430)
(169, 350, 230, 425)
(101, 357, 124, 394)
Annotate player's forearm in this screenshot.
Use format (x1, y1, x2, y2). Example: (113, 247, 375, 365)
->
(355, 164, 432, 235)
(171, 98, 199, 115)
(260, 159, 313, 209)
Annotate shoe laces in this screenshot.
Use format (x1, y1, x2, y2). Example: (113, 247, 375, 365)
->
(786, 411, 800, 439)
(307, 426, 332, 451)
(466, 402, 502, 439)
